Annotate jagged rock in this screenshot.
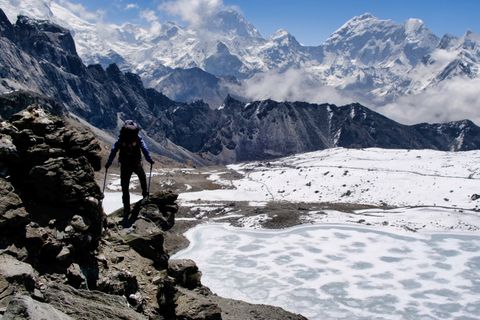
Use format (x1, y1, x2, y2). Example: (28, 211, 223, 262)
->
(175, 288, 222, 320)
(0, 91, 64, 120)
(70, 215, 90, 232)
(25, 223, 63, 261)
(3, 295, 73, 320)
(120, 219, 169, 268)
(0, 134, 18, 177)
(6, 106, 102, 171)
(156, 275, 177, 319)
(2, 244, 28, 261)
(10, 106, 62, 138)
(0, 178, 29, 231)
(130, 191, 177, 231)
(0, 254, 36, 292)
(28, 156, 101, 205)
(24, 143, 65, 166)
(149, 191, 179, 207)
(0, 275, 13, 312)
(97, 271, 138, 297)
(168, 260, 202, 289)
(66, 263, 87, 289)
(62, 129, 102, 171)
(56, 246, 72, 262)
(44, 283, 148, 320)
(128, 292, 145, 312)
(471, 194, 480, 201)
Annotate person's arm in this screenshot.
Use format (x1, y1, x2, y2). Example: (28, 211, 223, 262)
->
(105, 139, 120, 168)
(139, 136, 154, 164)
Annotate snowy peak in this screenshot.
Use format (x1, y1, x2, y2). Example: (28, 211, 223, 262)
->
(270, 28, 300, 47)
(0, 0, 54, 23)
(404, 18, 425, 35)
(207, 8, 262, 39)
(271, 29, 290, 39)
(323, 12, 438, 68)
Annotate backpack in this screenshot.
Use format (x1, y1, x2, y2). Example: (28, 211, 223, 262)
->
(119, 120, 141, 163)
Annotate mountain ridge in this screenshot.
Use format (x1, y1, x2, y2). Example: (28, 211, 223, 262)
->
(0, 9, 479, 166)
(1, 0, 480, 111)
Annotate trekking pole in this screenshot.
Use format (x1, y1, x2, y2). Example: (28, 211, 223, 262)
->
(102, 167, 108, 195)
(147, 162, 153, 200)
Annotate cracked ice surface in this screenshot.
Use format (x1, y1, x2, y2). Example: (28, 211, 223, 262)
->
(174, 223, 480, 320)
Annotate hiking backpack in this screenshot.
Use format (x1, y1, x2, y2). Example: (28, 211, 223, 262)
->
(119, 120, 141, 163)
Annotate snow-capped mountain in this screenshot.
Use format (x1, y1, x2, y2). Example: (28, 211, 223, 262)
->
(1, 10, 479, 166)
(1, 0, 480, 113)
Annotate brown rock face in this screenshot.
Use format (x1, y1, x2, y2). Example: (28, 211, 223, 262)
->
(0, 105, 103, 268)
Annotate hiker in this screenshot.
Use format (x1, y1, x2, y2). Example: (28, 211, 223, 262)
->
(105, 120, 154, 222)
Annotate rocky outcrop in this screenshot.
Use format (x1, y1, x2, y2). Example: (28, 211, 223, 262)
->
(0, 105, 103, 271)
(0, 106, 306, 319)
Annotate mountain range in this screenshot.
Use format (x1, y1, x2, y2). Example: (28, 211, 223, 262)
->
(1, 0, 479, 112)
(0, 8, 479, 165)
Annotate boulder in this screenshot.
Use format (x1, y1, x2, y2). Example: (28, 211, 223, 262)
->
(0, 254, 36, 292)
(70, 215, 90, 232)
(28, 156, 101, 205)
(168, 259, 202, 289)
(129, 191, 177, 231)
(97, 271, 138, 297)
(10, 106, 62, 138)
(0, 178, 29, 231)
(6, 106, 101, 172)
(25, 222, 63, 262)
(66, 263, 87, 289)
(3, 295, 73, 320)
(175, 288, 222, 320)
(149, 191, 179, 207)
(44, 283, 148, 320)
(62, 129, 102, 171)
(0, 134, 18, 177)
(120, 219, 169, 268)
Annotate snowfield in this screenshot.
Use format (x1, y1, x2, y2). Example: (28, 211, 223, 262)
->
(174, 223, 480, 320)
(174, 148, 480, 319)
(180, 148, 480, 209)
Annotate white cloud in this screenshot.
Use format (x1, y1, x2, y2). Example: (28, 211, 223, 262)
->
(57, 0, 104, 22)
(379, 77, 480, 125)
(140, 9, 162, 35)
(140, 9, 157, 23)
(229, 68, 360, 107)
(125, 3, 139, 10)
(231, 68, 480, 126)
(159, 0, 223, 28)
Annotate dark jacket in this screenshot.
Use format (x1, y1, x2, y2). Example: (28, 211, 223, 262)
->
(106, 135, 153, 166)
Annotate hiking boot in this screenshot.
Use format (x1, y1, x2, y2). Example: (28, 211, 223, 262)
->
(121, 216, 129, 228)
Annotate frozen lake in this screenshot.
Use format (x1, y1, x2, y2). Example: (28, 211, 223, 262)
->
(174, 223, 480, 320)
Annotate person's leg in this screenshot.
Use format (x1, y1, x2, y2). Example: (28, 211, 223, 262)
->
(120, 164, 134, 217)
(133, 162, 148, 198)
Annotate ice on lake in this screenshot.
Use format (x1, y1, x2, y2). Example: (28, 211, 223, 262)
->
(174, 224, 480, 320)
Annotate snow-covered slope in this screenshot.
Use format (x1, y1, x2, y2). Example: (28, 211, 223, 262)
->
(180, 148, 480, 209)
(1, 0, 480, 111)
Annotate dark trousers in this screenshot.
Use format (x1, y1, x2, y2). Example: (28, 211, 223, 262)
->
(121, 161, 148, 216)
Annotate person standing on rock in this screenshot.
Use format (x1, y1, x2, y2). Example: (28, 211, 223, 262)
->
(105, 120, 154, 222)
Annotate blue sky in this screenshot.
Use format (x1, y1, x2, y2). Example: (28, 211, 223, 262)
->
(80, 0, 480, 45)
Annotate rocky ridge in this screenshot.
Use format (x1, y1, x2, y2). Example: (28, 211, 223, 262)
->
(0, 106, 306, 319)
